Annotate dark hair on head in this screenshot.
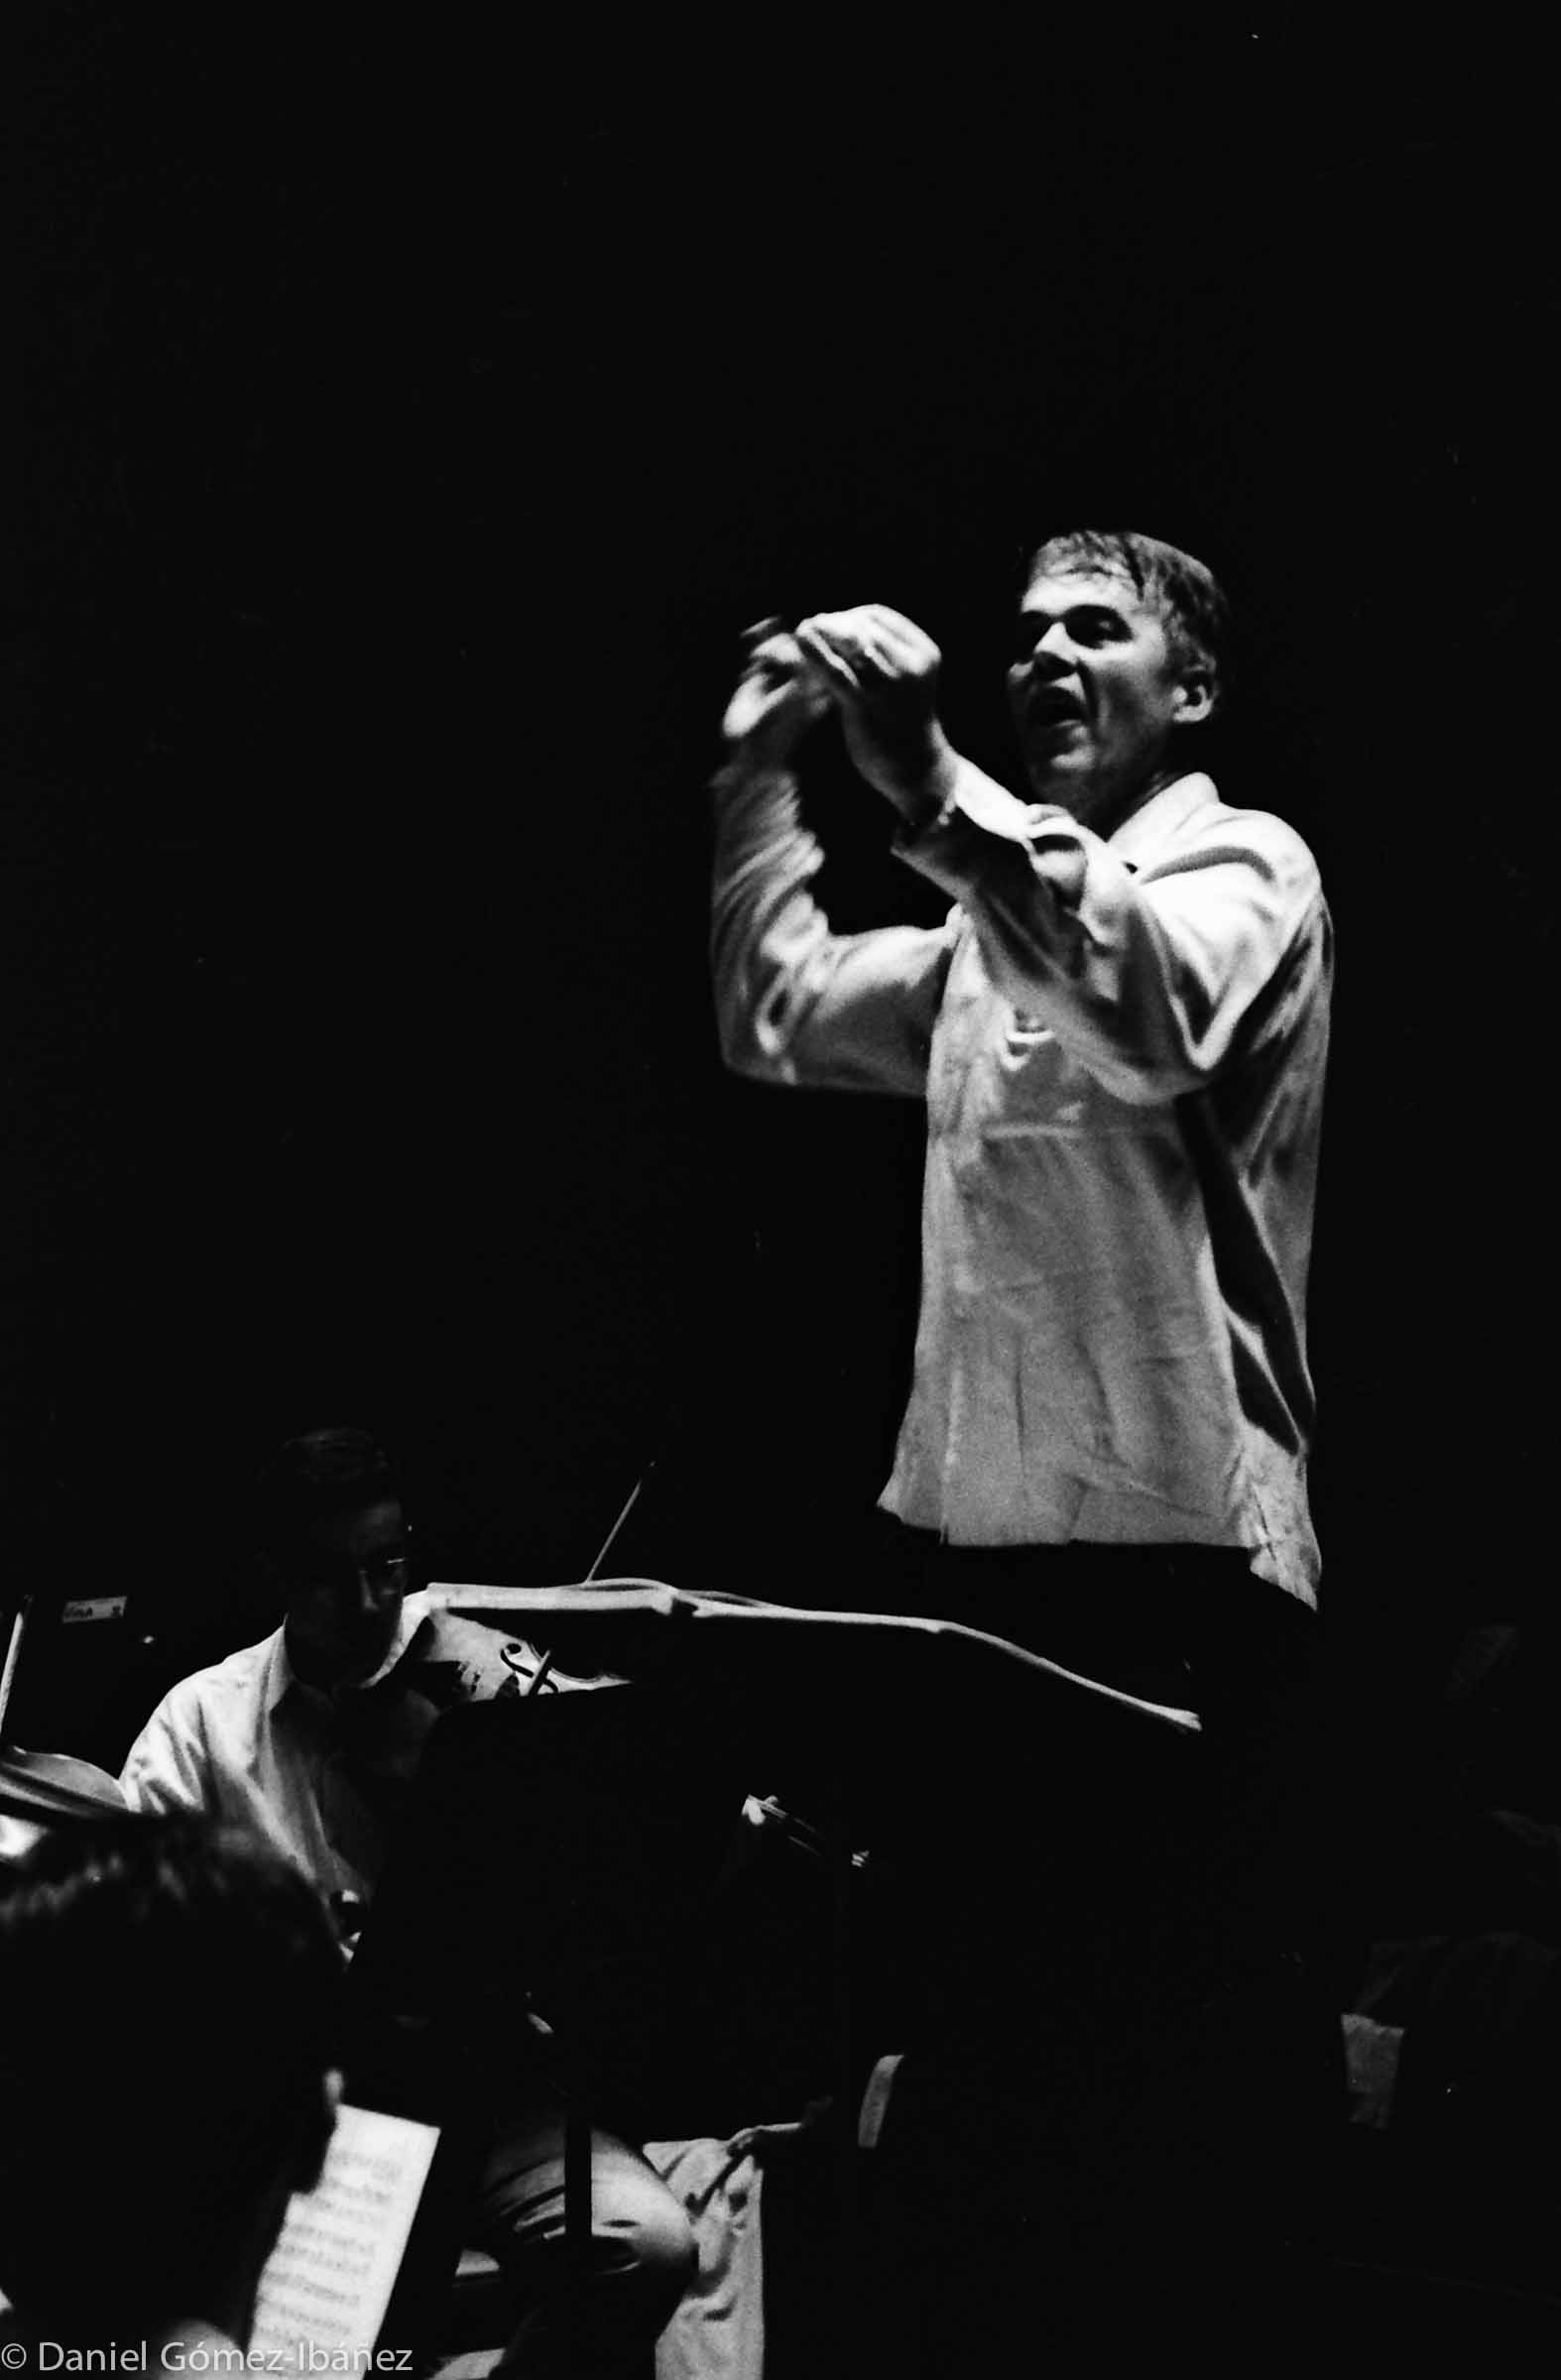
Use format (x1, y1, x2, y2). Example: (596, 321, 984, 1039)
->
(0, 1816, 346, 2340)
(1024, 530, 1233, 715)
(254, 1424, 397, 1554)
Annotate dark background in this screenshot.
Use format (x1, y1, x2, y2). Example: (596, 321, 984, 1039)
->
(0, 13, 1553, 1829)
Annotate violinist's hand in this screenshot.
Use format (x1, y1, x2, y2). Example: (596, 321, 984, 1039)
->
(791, 604, 956, 822)
(720, 619, 832, 769)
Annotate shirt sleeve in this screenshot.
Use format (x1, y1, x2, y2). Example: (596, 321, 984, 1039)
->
(119, 1688, 218, 1818)
(895, 757, 1327, 1105)
(711, 756, 955, 1099)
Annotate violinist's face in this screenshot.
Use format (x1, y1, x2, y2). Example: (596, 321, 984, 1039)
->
(282, 1497, 411, 1687)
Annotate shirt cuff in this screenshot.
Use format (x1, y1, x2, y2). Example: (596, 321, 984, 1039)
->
(894, 759, 1086, 906)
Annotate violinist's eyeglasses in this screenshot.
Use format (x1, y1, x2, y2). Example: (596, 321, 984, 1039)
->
(291, 1547, 411, 1600)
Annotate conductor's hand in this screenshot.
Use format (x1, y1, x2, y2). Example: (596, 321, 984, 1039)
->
(721, 620, 832, 769)
(793, 605, 955, 821)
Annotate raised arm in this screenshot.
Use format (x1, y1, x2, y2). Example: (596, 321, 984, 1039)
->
(711, 625, 953, 1098)
(793, 603, 1328, 1104)
(896, 764, 1328, 1103)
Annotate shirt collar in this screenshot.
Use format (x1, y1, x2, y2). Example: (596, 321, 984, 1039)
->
(268, 1589, 433, 1714)
(1107, 771, 1219, 872)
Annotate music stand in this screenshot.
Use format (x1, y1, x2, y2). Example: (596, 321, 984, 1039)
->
(347, 1580, 1203, 2359)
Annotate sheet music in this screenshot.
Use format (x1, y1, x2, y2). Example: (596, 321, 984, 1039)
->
(249, 2102, 438, 2372)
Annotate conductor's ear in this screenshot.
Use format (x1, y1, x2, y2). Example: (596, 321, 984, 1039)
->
(1172, 667, 1217, 729)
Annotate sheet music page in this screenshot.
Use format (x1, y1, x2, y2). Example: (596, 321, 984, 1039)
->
(249, 2101, 438, 2372)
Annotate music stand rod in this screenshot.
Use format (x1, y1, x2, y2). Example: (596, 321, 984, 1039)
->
(0, 1596, 34, 1743)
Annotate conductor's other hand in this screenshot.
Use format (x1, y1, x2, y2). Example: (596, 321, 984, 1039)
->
(792, 605, 954, 820)
(722, 620, 832, 768)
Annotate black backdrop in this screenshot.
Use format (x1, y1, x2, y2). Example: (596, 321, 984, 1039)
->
(1, 17, 1555, 1809)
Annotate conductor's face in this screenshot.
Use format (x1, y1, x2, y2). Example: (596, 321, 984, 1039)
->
(282, 1496, 412, 1687)
(1007, 567, 1210, 827)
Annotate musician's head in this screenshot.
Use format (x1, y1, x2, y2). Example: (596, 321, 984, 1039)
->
(0, 1816, 344, 2346)
(1009, 530, 1229, 828)
(258, 1426, 412, 1687)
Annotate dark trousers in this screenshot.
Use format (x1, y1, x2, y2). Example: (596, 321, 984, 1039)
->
(846, 1527, 1341, 2367)
(857, 1522, 1324, 1936)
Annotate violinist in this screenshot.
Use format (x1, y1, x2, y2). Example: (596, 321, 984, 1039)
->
(119, 1426, 698, 2380)
(120, 1426, 600, 1929)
